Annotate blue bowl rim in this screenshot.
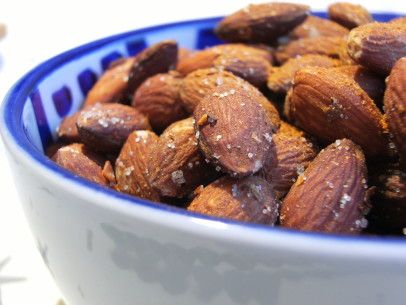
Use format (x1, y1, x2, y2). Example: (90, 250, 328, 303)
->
(1, 14, 406, 251)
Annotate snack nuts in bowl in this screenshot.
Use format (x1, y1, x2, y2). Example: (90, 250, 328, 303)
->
(1, 3, 406, 305)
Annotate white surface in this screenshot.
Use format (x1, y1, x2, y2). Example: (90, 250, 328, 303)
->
(0, 1, 405, 305)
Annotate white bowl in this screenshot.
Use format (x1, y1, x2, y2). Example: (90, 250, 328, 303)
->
(1, 14, 406, 305)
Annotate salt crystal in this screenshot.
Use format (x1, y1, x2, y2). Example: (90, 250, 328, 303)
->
(171, 170, 185, 185)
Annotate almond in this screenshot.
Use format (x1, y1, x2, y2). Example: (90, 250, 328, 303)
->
(384, 58, 406, 167)
(289, 15, 349, 39)
(328, 2, 373, 29)
(76, 103, 151, 153)
(115, 130, 160, 201)
(275, 36, 345, 64)
(177, 44, 272, 87)
(267, 54, 341, 94)
(132, 71, 188, 132)
(280, 139, 370, 234)
(259, 122, 318, 199)
(390, 17, 406, 27)
(347, 22, 406, 75)
(179, 68, 281, 125)
(188, 176, 279, 225)
(52, 143, 108, 186)
(84, 57, 135, 107)
(57, 112, 81, 143)
(288, 67, 389, 156)
(332, 65, 385, 103)
(215, 2, 310, 43)
(102, 160, 116, 187)
(194, 84, 277, 176)
(148, 117, 217, 198)
(368, 167, 406, 232)
(126, 40, 178, 95)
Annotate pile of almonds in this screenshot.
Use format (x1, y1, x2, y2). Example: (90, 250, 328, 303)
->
(49, 2, 406, 236)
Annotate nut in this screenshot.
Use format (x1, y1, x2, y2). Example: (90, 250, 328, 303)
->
(328, 2, 373, 29)
(76, 103, 151, 153)
(57, 111, 81, 143)
(52, 143, 109, 186)
(280, 139, 370, 234)
(259, 122, 318, 199)
(188, 176, 279, 225)
(115, 130, 160, 201)
(288, 66, 389, 156)
(384, 58, 406, 167)
(132, 71, 188, 132)
(267, 54, 340, 94)
(289, 15, 349, 39)
(148, 118, 217, 198)
(347, 22, 406, 75)
(215, 2, 310, 43)
(275, 36, 345, 64)
(194, 84, 277, 176)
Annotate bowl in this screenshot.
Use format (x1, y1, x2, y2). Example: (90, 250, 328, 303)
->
(1, 13, 406, 305)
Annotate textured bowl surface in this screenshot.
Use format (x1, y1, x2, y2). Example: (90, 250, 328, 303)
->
(1, 13, 406, 305)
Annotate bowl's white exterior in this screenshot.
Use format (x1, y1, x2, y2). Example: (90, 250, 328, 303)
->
(1, 16, 406, 305)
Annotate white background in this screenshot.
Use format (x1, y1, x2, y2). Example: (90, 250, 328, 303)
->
(0, 1, 405, 304)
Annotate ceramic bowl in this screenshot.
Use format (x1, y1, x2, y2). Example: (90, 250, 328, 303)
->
(1, 13, 406, 305)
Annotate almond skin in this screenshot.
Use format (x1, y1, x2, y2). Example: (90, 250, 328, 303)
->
(126, 40, 178, 95)
(259, 122, 318, 199)
(84, 57, 135, 107)
(179, 68, 281, 125)
(188, 176, 279, 225)
(76, 104, 151, 153)
(289, 67, 389, 157)
(368, 167, 406, 232)
(280, 139, 370, 234)
(275, 36, 345, 64)
(384, 58, 406, 167)
(289, 15, 349, 39)
(215, 2, 310, 43)
(57, 112, 81, 143)
(148, 118, 217, 198)
(332, 65, 385, 104)
(194, 84, 277, 177)
(132, 72, 188, 132)
(115, 130, 160, 201)
(347, 22, 406, 75)
(267, 54, 341, 94)
(328, 2, 373, 29)
(52, 143, 109, 186)
(177, 44, 272, 87)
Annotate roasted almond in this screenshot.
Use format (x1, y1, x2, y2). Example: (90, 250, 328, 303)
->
(328, 2, 373, 29)
(188, 176, 279, 225)
(84, 57, 135, 107)
(76, 104, 151, 153)
(259, 122, 318, 199)
(126, 40, 178, 95)
(132, 71, 188, 132)
(148, 117, 217, 198)
(275, 36, 345, 64)
(289, 15, 349, 39)
(115, 130, 160, 201)
(384, 58, 406, 167)
(289, 67, 389, 156)
(177, 44, 272, 87)
(267, 54, 340, 94)
(194, 84, 277, 176)
(215, 2, 310, 43)
(102, 160, 116, 187)
(53, 143, 109, 186)
(332, 65, 385, 104)
(179, 68, 281, 124)
(280, 139, 370, 234)
(57, 111, 81, 143)
(347, 22, 406, 75)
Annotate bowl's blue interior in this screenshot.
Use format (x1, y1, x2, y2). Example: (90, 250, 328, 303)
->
(2, 12, 406, 243)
